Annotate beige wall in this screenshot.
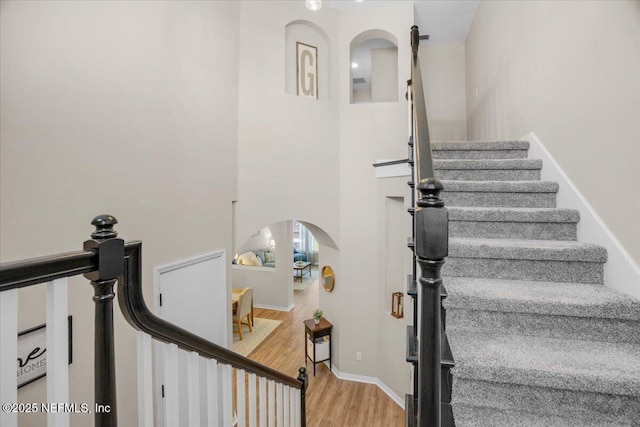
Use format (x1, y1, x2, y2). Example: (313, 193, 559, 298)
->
(371, 47, 399, 103)
(0, 1, 240, 425)
(420, 42, 467, 141)
(466, 0, 640, 264)
(376, 179, 414, 399)
(338, 1, 413, 388)
(235, 1, 340, 248)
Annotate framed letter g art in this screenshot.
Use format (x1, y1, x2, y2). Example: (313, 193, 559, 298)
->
(296, 42, 318, 99)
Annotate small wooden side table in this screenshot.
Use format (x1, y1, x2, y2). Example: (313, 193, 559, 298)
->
(304, 317, 332, 376)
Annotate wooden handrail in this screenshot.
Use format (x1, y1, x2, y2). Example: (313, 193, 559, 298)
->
(411, 25, 435, 182)
(409, 25, 448, 427)
(0, 250, 98, 291)
(1, 215, 307, 427)
(117, 241, 304, 390)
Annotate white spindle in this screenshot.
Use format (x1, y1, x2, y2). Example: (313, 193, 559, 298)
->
(163, 343, 180, 427)
(293, 389, 300, 427)
(222, 365, 233, 427)
(284, 386, 290, 427)
(137, 332, 153, 427)
(276, 383, 283, 427)
(206, 360, 219, 427)
(47, 278, 70, 427)
(248, 373, 257, 426)
(268, 380, 275, 427)
(236, 369, 246, 427)
(259, 377, 267, 427)
(289, 387, 298, 427)
(187, 352, 201, 427)
(0, 289, 18, 427)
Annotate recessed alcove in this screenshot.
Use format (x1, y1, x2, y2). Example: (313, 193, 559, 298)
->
(350, 30, 399, 104)
(284, 20, 331, 100)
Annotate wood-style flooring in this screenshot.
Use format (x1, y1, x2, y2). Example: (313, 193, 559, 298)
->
(248, 279, 405, 426)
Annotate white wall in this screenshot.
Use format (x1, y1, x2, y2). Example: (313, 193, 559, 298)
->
(466, 0, 640, 266)
(371, 47, 399, 103)
(237, 225, 274, 255)
(420, 42, 467, 141)
(0, 1, 240, 425)
(232, 221, 294, 310)
(235, 1, 340, 250)
(377, 186, 413, 398)
(337, 1, 413, 385)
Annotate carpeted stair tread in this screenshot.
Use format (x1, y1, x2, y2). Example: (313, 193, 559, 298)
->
(434, 158, 542, 170)
(432, 141, 530, 151)
(443, 277, 640, 320)
(448, 207, 579, 223)
(442, 180, 558, 193)
(449, 330, 640, 396)
(452, 403, 635, 427)
(449, 237, 607, 262)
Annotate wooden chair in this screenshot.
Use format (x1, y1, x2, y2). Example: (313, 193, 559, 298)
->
(233, 287, 253, 340)
(232, 287, 254, 327)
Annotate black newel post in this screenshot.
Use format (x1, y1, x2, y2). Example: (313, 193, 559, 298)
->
(84, 215, 125, 427)
(415, 179, 448, 427)
(298, 367, 308, 427)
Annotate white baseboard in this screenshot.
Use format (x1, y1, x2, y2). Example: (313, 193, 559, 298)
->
(330, 364, 405, 410)
(525, 132, 640, 300)
(253, 303, 295, 312)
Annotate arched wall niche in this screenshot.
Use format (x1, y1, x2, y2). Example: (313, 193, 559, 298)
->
(349, 29, 399, 104)
(284, 20, 331, 101)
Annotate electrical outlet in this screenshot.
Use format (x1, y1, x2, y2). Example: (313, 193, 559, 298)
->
(356, 352, 362, 361)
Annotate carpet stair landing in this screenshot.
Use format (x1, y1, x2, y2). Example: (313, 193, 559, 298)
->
(432, 140, 640, 426)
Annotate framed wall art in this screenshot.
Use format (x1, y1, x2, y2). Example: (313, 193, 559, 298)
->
(17, 316, 72, 388)
(296, 42, 318, 99)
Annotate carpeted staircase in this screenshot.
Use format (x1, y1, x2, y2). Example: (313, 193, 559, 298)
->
(431, 141, 640, 426)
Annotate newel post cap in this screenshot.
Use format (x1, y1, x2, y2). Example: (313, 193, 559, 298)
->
(84, 214, 124, 281)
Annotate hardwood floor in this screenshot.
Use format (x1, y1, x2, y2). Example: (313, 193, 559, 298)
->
(247, 279, 405, 426)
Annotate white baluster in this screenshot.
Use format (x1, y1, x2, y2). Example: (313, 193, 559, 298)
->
(222, 365, 233, 427)
(276, 383, 283, 427)
(248, 373, 257, 426)
(0, 289, 18, 427)
(282, 386, 291, 427)
(187, 352, 201, 427)
(137, 332, 153, 427)
(206, 360, 219, 427)
(293, 389, 300, 427)
(291, 390, 296, 427)
(259, 377, 267, 427)
(163, 343, 180, 427)
(47, 278, 69, 427)
(268, 380, 275, 427)
(236, 369, 246, 427)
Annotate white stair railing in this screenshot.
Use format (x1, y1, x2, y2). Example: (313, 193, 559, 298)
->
(1, 216, 308, 427)
(0, 279, 70, 427)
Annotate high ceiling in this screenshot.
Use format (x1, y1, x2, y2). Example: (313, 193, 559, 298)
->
(325, 0, 479, 44)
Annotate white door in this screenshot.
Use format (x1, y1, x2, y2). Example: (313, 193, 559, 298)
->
(154, 250, 229, 427)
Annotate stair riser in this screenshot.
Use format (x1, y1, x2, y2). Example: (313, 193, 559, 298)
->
(451, 378, 639, 426)
(436, 169, 540, 181)
(443, 258, 604, 284)
(443, 192, 556, 208)
(433, 150, 528, 160)
(447, 308, 640, 344)
(449, 221, 577, 240)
